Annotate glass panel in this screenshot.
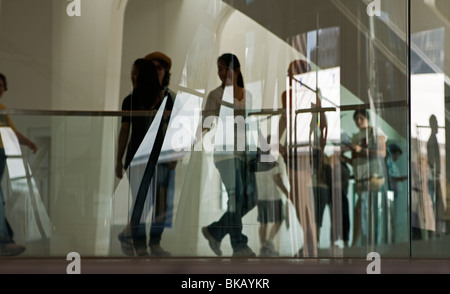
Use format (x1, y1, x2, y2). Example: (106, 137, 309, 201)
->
(0, 0, 411, 259)
(410, 0, 450, 258)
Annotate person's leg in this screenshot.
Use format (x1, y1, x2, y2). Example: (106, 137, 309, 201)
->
(314, 186, 329, 242)
(202, 159, 237, 256)
(211, 158, 253, 255)
(259, 224, 267, 246)
(342, 191, 350, 247)
(265, 221, 282, 256)
(0, 191, 9, 244)
(207, 159, 245, 243)
(149, 164, 173, 256)
(267, 199, 283, 242)
(121, 163, 152, 256)
(206, 159, 237, 241)
(0, 148, 25, 256)
(257, 202, 267, 245)
(297, 166, 318, 257)
(268, 222, 282, 242)
(351, 196, 362, 247)
(0, 148, 10, 244)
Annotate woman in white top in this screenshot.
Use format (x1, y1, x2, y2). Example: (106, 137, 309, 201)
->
(201, 53, 257, 257)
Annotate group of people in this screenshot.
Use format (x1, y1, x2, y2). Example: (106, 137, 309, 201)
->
(115, 52, 291, 258)
(112, 51, 413, 258)
(0, 51, 439, 259)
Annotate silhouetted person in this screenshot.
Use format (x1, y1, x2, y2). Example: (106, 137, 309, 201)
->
(279, 60, 318, 257)
(143, 51, 177, 256)
(427, 114, 446, 236)
(116, 59, 166, 256)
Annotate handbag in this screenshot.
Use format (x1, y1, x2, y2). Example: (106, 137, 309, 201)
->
(369, 176, 385, 192)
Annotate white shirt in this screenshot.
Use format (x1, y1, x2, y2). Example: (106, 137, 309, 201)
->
(255, 156, 290, 201)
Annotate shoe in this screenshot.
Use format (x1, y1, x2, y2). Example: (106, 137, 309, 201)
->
(259, 241, 279, 257)
(202, 227, 222, 256)
(233, 246, 256, 257)
(263, 240, 275, 251)
(259, 246, 271, 257)
(118, 230, 135, 256)
(0, 243, 26, 257)
(149, 244, 171, 257)
(136, 249, 149, 256)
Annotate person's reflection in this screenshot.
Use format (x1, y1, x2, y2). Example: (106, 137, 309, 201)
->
(386, 143, 408, 242)
(427, 114, 446, 237)
(201, 53, 257, 257)
(341, 109, 387, 247)
(115, 58, 167, 256)
(255, 137, 289, 257)
(144, 51, 177, 256)
(279, 60, 318, 257)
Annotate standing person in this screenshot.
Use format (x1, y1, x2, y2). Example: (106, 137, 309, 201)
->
(255, 151, 289, 257)
(144, 51, 177, 256)
(0, 72, 37, 256)
(341, 109, 387, 247)
(427, 114, 446, 236)
(115, 59, 166, 256)
(279, 60, 318, 257)
(201, 53, 257, 257)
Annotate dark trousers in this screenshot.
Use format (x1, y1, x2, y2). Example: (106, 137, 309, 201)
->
(0, 148, 14, 245)
(208, 158, 257, 251)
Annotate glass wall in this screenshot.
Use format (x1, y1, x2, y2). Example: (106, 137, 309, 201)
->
(410, 0, 450, 258)
(1, 0, 448, 260)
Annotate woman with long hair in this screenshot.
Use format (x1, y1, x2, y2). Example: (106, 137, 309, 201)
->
(201, 53, 257, 257)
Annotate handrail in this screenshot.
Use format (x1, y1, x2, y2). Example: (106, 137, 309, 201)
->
(1, 99, 409, 118)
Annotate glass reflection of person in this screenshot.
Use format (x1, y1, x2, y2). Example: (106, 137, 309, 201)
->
(144, 51, 177, 256)
(279, 60, 318, 257)
(0, 73, 37, 256)
(386, 143, 407, 243)
(255, 137, 289, 257)
(201, 53, 257, 257)
(115, 59, 167, 256)
(427, 114, 446, 236)
(386, 144, 407, 196)
(341, 109, 387, 247)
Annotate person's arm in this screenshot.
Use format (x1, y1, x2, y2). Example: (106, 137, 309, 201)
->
(6, 114, 37, 153)
(279, 91, 288, 160)
(202, 91, 219, 133)
(391, 175, 408, 182)
(351, 133, 386, 158)
(14, 130, 37, 153)
(115, 121, 130, 179)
